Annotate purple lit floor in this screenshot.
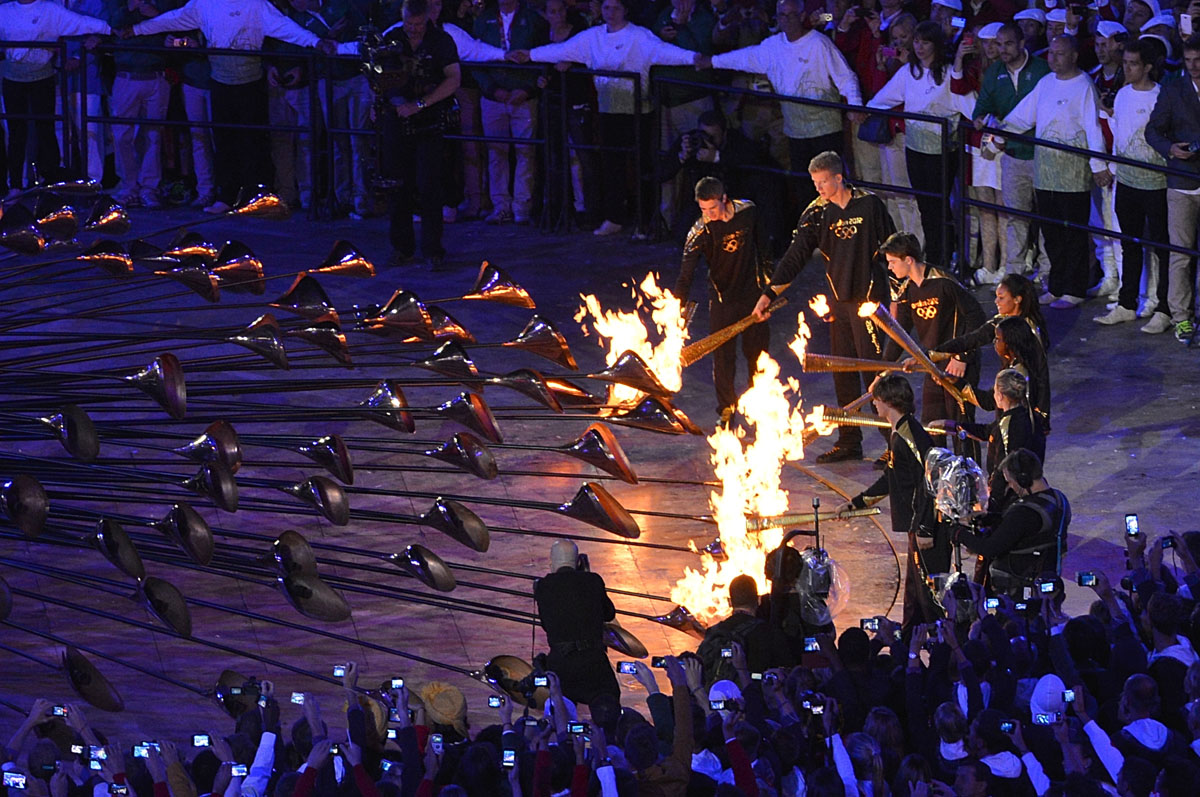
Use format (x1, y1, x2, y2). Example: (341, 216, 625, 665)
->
(0, 205, 1197, 743)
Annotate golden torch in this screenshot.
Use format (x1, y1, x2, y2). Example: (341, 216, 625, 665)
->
(857, 302, 980, 410)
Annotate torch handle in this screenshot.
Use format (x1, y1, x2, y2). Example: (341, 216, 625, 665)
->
(745, 507, 881, 531)
(867, 305, 980, 410)
(680, 297, 787, 368)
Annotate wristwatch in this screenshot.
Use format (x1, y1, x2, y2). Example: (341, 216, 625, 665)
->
(415, 99, 427, 110)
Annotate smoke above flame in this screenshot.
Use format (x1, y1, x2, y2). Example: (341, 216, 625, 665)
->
(574, 272, 688, 405)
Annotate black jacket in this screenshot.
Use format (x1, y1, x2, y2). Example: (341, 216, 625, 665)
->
(852, 413, 935, 538)
(766, 187, 894, 305)
(534, 568, 618, 705)
(675, 199, 770, 303)
(958, 487, 1070, 587)
(1145, 73, 1200, 191)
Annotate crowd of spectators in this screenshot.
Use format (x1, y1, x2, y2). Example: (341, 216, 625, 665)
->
(8, 525, 1200, 797)
(3, 0, 1200, 338)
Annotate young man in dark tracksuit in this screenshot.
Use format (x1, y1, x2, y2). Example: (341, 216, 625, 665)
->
(753, 150, 895, 463)
(675, 176, 771, 424)
(838, 373, 944, 628)
(879, 231, 988, 444)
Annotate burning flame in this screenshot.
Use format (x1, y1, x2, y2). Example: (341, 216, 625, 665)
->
(804, 405, 837, 437)
(575, 272, 688, 405)
(787, 311, 812, 364)
(670, 351, 808, 623)
(809, 294, 830, 318)
(858, 301, 879, 318)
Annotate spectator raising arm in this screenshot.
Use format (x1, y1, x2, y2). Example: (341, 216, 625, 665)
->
(5, 699, 51, 758)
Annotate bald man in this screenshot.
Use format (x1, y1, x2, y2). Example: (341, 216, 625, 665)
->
(533, 539, 618, 705)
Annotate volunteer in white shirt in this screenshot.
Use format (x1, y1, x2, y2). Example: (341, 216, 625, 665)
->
(697, 0, 865, 211)
(508, 0, 699, 239)
(1000, 34, 1110, 308)
(127, 0, 337, 214)
(1096, 36, 1170, 330)
(0, 0, 111, 193)
(868, 19, 976, 268)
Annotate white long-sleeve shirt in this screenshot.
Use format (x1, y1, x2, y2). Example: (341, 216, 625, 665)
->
(443, 22, 504, 62)
(1112, 82, 1166, 190)
(711, 29, 862, 140)
(133, 0, 320, 85)
(1083, 719, 1124, 784)
(0, 0, 109, 82)
(868, 64, 976, 154)
(527, 23, 695, 114)
(1001, 71, 1107, 193)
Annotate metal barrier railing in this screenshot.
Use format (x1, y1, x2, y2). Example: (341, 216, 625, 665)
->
(651, 72, 956, 260)
(956, 121, 1200, 267)
(3, 34, 1197, 272)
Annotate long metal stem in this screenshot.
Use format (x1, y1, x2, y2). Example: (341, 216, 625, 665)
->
(0, 549, 472, 678)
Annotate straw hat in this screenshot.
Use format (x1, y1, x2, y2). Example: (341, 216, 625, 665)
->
(418, 681, 468, 736)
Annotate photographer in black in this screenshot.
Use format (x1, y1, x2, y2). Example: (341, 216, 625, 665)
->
(956, 448, 1070, 597)
(372, 0, 462, 268)
(532, 539, 619, 707)
(660, 110, 784, 246)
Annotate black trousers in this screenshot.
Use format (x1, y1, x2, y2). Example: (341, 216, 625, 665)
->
(545, 648, 619, 707)
(829, 301, 885, 448)
(788, 131, 843, 211)
(598, 111, 654, 230)
(1115, 182, 1170, 312)
(544, 100, 599, 224)
(1035, 189, 1091, 299)
(920, 365, 980, 461)
(3, 77, 59, 188)
(710, 293, 770, 413)
(379, 121, 445, 257)
(210, 78, 271, 205)
(906, 148, 957, 268)
(903, 532, 953, 629)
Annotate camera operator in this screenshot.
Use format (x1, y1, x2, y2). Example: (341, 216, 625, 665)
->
(956, 448, 1070, 597)
(532, 539, 618, 707)
(660, 110, 784, 246)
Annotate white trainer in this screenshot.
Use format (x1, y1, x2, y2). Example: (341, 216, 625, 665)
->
(1140, 312, 1172, 334)
(1094, 306, 1136, 325)
(593, 220, 624, 237)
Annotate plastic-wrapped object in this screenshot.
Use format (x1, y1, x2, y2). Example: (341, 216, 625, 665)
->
(796, 547, 849, 625)
(924, 446, 956, 494)
(924, 448, 988, 524)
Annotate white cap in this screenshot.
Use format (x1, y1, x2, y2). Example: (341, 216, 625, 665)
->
(978, 22, 1002, 39)
(1046, 8, 1068, 23)
(932, 0, 963, 9)
(1141, 13, 1174, 31)
(1141, 32, 1173, 58)
(708, 680, 744, 710)
(1014, 8, 1047, 25)
(1131, 0, 1162, 15)
(1095, 20, 1127, 39)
